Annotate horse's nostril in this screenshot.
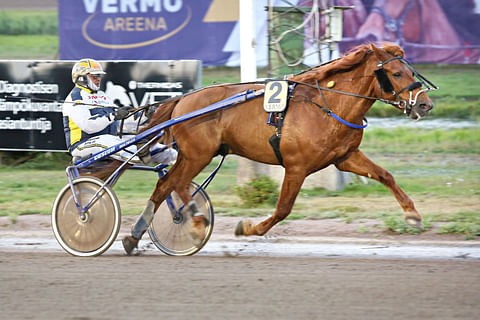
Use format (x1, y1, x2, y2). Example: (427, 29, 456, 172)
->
(420, 103, 432, 111)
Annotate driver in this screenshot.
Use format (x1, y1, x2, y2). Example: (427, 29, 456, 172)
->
(62, 58, 177, 165)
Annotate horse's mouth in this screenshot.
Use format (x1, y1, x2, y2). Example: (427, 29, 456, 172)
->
(410, 102, 433, 120)
(411, 111, 422, 121)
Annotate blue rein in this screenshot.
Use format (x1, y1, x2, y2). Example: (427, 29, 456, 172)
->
(329, 112, 368, 129)
(298, 79, 369, 129)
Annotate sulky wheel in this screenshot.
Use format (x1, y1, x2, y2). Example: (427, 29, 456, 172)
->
(52, 177, 121, 257)
(148, 181, 214, 256)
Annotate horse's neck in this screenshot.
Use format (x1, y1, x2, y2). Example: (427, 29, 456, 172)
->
(337, 93, 375, 123)
(324, 72, 377, 124)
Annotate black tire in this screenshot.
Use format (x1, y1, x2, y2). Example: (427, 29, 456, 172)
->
(147, 182, 214, 256)
(52, 177, 121, 257)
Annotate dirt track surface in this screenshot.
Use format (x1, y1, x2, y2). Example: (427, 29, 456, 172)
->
(1, 215, 479, 319)
(1, 213, 478, 244)
(1, 251, 479, 320)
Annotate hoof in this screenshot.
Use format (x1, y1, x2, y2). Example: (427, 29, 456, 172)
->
(190, 215, 208, 247)
(405, 217, 424, 230)
(234, 221, 244, 236)
(235, 220, 254, 236)
(122, 236, 139, 256)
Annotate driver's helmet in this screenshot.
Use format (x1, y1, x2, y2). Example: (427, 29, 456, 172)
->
(71, 58, 106, 92)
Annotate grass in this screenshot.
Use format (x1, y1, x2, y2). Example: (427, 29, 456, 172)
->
(0, 170, 66, 215)
(1, 149, 478, 237)
(1, 127, 478, 216)
(0, 34, 58, 59)
(382, 215, 432, 235)
(438, 222, 480, 240)
(0, 10, 58, 35)
(362, 127, 480, 154)
(0, 11, 58, 59)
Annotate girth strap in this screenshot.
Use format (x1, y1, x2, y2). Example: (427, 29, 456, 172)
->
(269, 134, 283, 166)
(267, 112, 286, 166)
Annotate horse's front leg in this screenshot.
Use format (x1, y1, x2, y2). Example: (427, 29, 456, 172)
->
(235, 168, 306, 236)
(335, 149, 423, 228)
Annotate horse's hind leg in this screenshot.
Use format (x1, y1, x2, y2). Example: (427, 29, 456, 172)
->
(158, 154, 213, 245)
(122, 156, 182, 255)
(235, 167, 306, 236)
(123, 153, 212, 253)
(335, 149, 423, 228)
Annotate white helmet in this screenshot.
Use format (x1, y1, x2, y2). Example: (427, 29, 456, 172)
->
(71, 58, 106, 91)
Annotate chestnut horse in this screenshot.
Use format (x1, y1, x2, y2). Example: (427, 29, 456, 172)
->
(114, 42, 433, 244)
(90, 43, 435, 249)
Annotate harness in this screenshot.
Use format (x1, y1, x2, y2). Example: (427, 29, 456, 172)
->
(265, 55, 438, 165)
(266, 84, 295, 166)
(74, 56, 437, 167)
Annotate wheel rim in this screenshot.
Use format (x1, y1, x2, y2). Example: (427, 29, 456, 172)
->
(52, 178, 120, 256)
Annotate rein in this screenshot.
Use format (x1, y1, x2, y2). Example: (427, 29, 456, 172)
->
(289, 79, 400, 105)
(313, 79, 368, 129)
(117, 100, 165, 138)
(288, 54, 438, 128)
(288, 79, 392, 130)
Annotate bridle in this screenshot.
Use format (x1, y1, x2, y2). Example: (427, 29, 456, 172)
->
(287, 53, 438, 128)
(374, 56, 438, 115)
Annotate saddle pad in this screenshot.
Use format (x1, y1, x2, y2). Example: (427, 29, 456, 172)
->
(263, 80, 289, 112)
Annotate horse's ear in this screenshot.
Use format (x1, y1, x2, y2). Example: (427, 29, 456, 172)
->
(370, 42, 405, 59)
(382, 43, 405, 58)
(370, 43, 384, 60)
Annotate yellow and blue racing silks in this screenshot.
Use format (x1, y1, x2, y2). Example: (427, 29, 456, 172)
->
(62, 85, 118, 152)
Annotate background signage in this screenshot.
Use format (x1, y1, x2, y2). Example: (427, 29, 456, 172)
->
(59, 0, 480, 66)
(59, 0, 237, 65)
(0, 60, 201, 152)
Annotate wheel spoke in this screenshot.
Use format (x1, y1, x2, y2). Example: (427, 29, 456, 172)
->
(148, 182, 214, 256)
(52, 177, 121, 257)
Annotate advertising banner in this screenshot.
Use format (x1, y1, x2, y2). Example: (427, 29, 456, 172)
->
(58, 0, 237, 65)
(59, 0, 480, 66)
(0, 60, 201, 152)
(299, 0, 480, 65)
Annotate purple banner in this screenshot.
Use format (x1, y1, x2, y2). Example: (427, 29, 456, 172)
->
(300, 0, 480, 64)
(60, 0, 480, 66)
(59, 0, 237, 65)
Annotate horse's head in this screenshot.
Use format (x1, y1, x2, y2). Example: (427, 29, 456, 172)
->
(371, 44, 438, 120)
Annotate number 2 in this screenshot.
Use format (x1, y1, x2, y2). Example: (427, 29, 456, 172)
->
(268, 82, 282, 104)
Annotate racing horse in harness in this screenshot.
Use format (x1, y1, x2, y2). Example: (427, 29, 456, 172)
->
(120, 42, 437, 244)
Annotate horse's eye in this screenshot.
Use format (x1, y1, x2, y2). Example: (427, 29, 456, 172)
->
(393, 72, 402, 77)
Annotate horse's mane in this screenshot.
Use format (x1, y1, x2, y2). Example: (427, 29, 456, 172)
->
(289, 43, 405, 84)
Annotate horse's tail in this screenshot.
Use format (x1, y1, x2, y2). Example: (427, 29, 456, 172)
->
(151, 97, 179, 125)
(138, 96, 181, 144)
